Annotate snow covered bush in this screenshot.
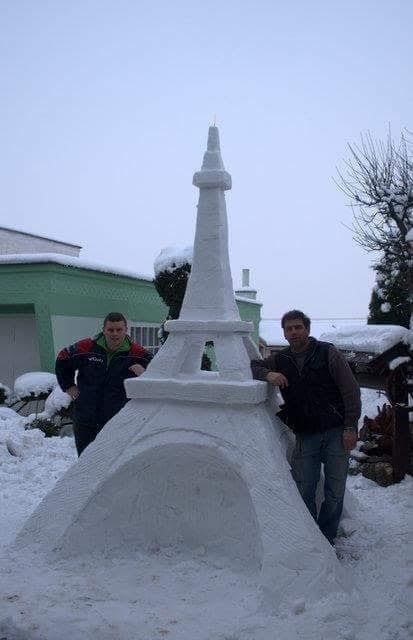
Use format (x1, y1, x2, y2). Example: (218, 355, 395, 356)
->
(154, 246, 193, 321)
(26, 385, 73, 437)
(10, 373, 72, 438)
(14, 372, 57, 400)
(368, 248, 410, 327)
(28, 417, 60, 438)
(40, 384, 72, 419)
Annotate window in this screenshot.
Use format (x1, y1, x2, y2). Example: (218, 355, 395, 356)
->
(130, 324, 161, 355)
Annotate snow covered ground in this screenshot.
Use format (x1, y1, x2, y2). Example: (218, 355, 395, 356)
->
(0, 389, 411, 640)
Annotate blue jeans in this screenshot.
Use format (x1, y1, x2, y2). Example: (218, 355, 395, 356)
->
(291, 426, 350, 544)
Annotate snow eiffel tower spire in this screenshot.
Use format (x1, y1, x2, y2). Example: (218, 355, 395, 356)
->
(180, 125, 238, 322)
(135, 125, 258, 387)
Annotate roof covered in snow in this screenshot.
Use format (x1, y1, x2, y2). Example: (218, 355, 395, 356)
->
(0, 253, 153, 282)
(320, 324, 411, 354)
(0, 225, 81, 248)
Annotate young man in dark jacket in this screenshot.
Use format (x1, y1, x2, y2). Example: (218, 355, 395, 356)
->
(251, 309, 361, 545)
(56, 312, 153, 455)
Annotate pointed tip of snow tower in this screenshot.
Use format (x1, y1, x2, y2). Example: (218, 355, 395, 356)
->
(207, 125, 220, 152)
(193, 125, 231, 189)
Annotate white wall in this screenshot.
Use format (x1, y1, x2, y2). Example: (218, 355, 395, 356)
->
(0, 228, 80, 256)
(51, 316, 104, 355)
(0, 315, 41, 388)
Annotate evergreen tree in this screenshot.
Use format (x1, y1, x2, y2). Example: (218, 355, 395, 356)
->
(154, 263, 192, 320)
(368, 250, 410, 327)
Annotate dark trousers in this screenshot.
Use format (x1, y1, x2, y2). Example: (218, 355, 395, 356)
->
(73, 422, 103, 456)
(291, 426, 350, 544)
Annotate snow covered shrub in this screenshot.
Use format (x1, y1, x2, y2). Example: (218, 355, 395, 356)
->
(11, 373, 72, 437)
(368, 250, 410, 327)
(25, 386, 73, 437)
(154, 261, 192, 321)
(29, 417, 60, 438)
(14, 372, 57, 400)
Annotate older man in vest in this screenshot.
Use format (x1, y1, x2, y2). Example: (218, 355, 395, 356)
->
(251, 310, 361, 545)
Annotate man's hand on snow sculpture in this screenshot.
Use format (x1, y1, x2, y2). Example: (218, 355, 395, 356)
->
(342, 430, 357, 451)
(265, 372, 289, 388)
(129, 363, 146, 377)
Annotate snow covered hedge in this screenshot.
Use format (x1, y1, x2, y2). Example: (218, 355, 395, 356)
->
(0, 373, 73, 438)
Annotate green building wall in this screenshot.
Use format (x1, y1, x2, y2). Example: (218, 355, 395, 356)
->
(0, 263, 261, 374)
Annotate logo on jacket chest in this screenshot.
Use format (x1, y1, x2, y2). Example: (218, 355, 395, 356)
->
(88, 356, 105, 364)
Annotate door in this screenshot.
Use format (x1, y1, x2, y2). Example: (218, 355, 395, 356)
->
(0, 315, 41, 389)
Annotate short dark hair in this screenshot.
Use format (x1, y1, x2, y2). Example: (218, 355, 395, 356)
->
(103, 312, 127, 326)
(281, 310, 311, 330)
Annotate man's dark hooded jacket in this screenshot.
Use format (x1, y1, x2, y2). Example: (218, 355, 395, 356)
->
(56, 334, 152, 427)
(251, 337, 360, 434)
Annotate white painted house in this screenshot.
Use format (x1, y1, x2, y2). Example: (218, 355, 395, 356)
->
(0, 225, 81, 257)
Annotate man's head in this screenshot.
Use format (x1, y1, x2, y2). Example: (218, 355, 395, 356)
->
(102, 312, 127, 351)
(281, 310, 311, 353)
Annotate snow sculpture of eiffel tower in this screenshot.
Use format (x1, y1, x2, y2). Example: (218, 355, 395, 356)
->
(16, 127, 346, 609)
(129, 125, 265, 399)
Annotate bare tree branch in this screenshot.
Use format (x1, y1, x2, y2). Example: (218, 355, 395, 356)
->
(336, 131, 412, 253)
(336, 130, 412, 327)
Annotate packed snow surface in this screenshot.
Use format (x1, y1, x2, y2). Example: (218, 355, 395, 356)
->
(0, 406, 28, 427)
(320, 324, 411, 354)
(14, 372, 57, 399)
(0, 389, 410, 640)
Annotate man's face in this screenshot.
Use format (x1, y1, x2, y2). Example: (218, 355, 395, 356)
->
(283, 319, 310, 352)
(102, 320, 127, 351)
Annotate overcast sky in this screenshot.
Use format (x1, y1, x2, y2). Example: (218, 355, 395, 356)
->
(1, 1, 411, 319)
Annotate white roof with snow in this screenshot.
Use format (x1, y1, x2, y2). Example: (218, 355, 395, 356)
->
(320, 325, 411, 354)
(0, 225, 81, 248)
(0, 253, 153, 282)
